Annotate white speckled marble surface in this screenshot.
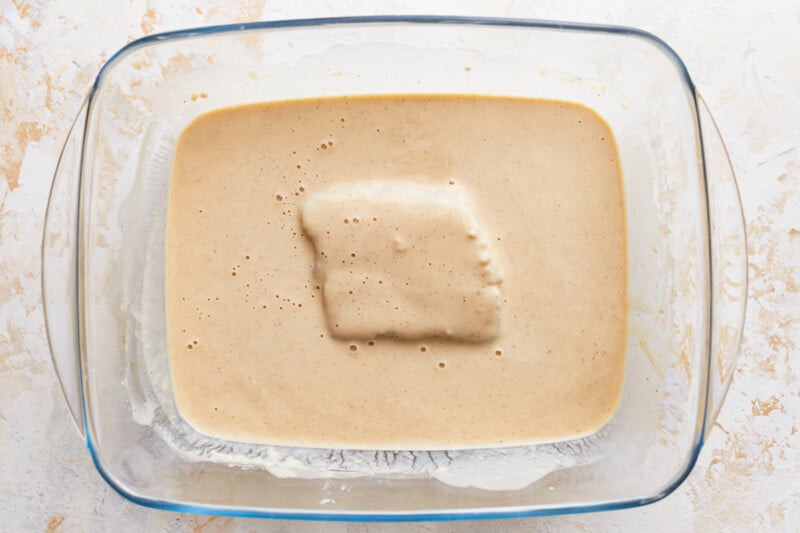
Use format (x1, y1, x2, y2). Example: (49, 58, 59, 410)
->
(1, 1, 798, 531)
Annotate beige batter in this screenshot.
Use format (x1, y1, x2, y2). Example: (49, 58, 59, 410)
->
(301, 180, 503, 343)
(166, 95, 627, 449)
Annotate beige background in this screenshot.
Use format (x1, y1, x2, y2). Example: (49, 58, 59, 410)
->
(1, 1, 798, 531)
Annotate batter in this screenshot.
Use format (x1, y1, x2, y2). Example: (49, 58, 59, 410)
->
(166, 95, 627, 449)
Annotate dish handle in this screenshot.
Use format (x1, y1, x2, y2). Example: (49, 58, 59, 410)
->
(41, 98, 88, 438)
(698, 94, 748, 438)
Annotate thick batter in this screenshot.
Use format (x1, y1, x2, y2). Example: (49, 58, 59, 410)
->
(166, 95, 627, 449)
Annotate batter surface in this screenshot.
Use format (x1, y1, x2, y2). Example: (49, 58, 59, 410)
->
(166, 95, 627, 449)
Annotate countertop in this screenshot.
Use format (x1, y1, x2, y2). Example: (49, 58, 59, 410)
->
(1, 1, 798, 531)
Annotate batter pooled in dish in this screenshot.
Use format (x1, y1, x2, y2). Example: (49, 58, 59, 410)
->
(166, 94, 628, 449)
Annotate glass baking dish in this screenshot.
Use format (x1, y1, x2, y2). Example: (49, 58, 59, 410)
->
(41, 16, 747, 520)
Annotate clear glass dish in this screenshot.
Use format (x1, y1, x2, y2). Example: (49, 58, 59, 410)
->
(42, 16, 747, 520)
